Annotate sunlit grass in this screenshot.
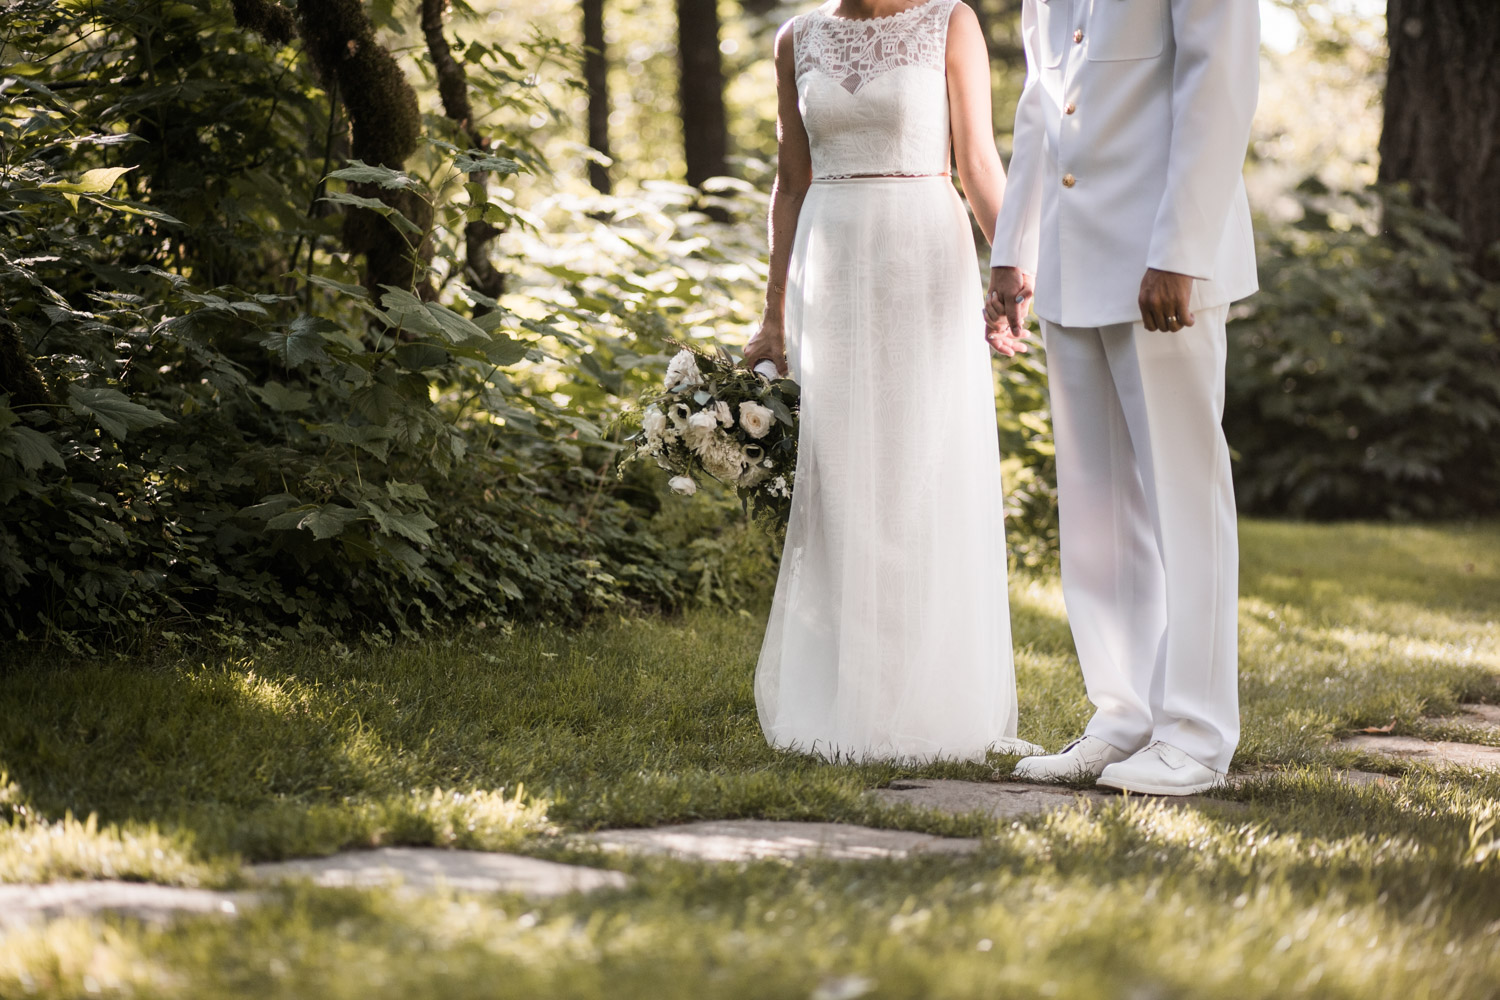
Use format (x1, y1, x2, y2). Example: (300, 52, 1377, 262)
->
(0, 520, 1496, 998)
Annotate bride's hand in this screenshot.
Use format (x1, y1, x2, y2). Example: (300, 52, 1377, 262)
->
(984, 267, 1034, 358)
(743, 321, 788, 376)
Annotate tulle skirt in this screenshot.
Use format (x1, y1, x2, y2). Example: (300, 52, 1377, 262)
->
(754, 176, 1029, 763)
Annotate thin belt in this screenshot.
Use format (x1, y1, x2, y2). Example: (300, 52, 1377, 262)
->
(811, 172, 950, 184)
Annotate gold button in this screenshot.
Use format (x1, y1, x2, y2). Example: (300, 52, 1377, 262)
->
(1073, 29, 1084, 43)
(1065, 102, 1077, 115)
(1062, 173, 1076, 188)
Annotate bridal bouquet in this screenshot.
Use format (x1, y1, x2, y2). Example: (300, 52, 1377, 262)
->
(623, 346, 800, 525)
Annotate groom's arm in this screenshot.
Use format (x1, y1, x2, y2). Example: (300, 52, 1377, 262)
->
(989, 0, 1044, 276)
(1145, 0, 1260, 281)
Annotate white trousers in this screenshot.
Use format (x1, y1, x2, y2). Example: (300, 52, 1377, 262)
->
(1043, 305, 1239, 773)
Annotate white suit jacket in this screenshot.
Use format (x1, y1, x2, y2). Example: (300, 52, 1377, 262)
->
(991, 0, 1261, 329)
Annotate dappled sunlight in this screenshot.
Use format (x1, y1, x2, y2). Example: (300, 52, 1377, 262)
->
(0, 809, 229, 889)
(1007, 574, 1076, 661)
(1239, 520, 1500, 622)
(0, 917, 158, 998)
(1008, 574, 1069, 625)
(1241, 595, 1496, 677)
(0, 771, 230, 888)
(1, 525, 1498, 997)
(1321, 626, 1498, 673)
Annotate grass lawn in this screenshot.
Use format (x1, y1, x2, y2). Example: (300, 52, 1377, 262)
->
(1, 520, 1497, 998)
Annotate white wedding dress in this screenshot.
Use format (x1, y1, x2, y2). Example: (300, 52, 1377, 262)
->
(755, 0, 1036, 763)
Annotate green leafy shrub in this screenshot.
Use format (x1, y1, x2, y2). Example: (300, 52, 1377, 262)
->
(995, 349, 1058, 570)
(0, 0, 1052, 652)
(1227, 181, 1500, 519)
(0, 0, 777, 650)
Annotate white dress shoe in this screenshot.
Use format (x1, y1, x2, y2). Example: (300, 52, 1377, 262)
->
(1096, 740, 1225, 796)
(1011, 735, 1134, 783)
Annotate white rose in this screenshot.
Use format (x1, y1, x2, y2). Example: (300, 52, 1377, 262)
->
(738, 400, 774, 439)
(714, 400, 733, 427)
(664, 349, 704, 391)
(685, 410, 719, 453)
(668, 475, 698, 496)
(642, 406, 667, 437)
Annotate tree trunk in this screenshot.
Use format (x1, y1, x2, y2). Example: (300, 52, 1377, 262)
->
(422, 0, 506, 301)
(582, 0, 613, 194)
(296, 0, 428, 295)
(676, 0, 729, 186)
(1379, 0, 1500, 277)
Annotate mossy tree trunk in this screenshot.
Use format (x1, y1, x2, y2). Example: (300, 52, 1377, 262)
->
(1379, 0, 1500, 277)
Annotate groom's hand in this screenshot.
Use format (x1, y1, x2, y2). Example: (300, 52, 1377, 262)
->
(984, 267, 1034, 357)
(1139, 269, 1195, 332)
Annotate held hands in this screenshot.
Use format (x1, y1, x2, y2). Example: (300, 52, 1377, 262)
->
(1138, 269, 1195, 332)
(742, 319, 788, 377)
(983, 267, 1034, 358)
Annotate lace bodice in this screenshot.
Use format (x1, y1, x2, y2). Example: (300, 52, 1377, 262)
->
(793, 0, 958, 180)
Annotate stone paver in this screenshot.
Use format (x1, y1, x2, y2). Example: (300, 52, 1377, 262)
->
(587, 820, 979, 861)
(1439, 704, 1500, 731)
(1229, 769, 1395, 788)
(0, 881, 248, 928)
(1325, 769, 1397, 787)
(250, 847, 628, 896)
(870, 778, 1274, 820)
(869, 779, 1114, 820)
(1340, 734, 1500, 771)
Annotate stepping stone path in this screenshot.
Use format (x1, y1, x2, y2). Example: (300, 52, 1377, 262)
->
(1339, 734, 1500, 770)
(0, 881, 247, 928)
(868, 777, 1276, 820)
(869, 779, 1114, 820)
(11, 717, 1493, 927)
(588, 820, 979, 861)
(0, 849, 628, 928)
(1439, 703, 1500, 731)
(1336, 703, 1500, 771)
(249, 846, 629, 896)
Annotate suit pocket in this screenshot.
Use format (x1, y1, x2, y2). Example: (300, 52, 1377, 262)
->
(1034, 0, 1069, 69)
(1087, 0, 1166, 62)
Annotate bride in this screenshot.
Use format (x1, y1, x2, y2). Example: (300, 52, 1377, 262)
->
(742, 0, 1036, 762)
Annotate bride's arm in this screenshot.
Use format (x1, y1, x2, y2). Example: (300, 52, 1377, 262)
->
(946, 2, 1005, 246)
(744, 21, 812, 376)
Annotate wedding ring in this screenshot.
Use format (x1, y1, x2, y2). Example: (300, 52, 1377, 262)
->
(1167, 315, 1178, 324)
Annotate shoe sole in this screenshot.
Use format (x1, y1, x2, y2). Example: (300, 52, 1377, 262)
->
(1095, 775, 1223, 796)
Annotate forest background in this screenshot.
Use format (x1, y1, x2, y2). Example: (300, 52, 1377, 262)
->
(0, 0, 1496, 652)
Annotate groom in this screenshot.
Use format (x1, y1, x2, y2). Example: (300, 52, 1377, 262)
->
(985, 0, 1260, 794)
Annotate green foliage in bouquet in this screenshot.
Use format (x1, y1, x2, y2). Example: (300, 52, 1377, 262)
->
(1227, 181, 1500, 519)
(623, 347, 800, 527)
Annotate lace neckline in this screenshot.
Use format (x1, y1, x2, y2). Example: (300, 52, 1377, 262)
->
(814, 0, 942, 25)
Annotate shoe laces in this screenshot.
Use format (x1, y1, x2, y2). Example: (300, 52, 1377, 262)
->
(1142, 740, 1191, 768)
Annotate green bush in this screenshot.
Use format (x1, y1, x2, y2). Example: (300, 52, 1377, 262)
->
(995, 349, 1058, 570)
(0, 0, 778, 650)
(0, 1, 1054, 651)
(1227, 181, 1500, 519)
